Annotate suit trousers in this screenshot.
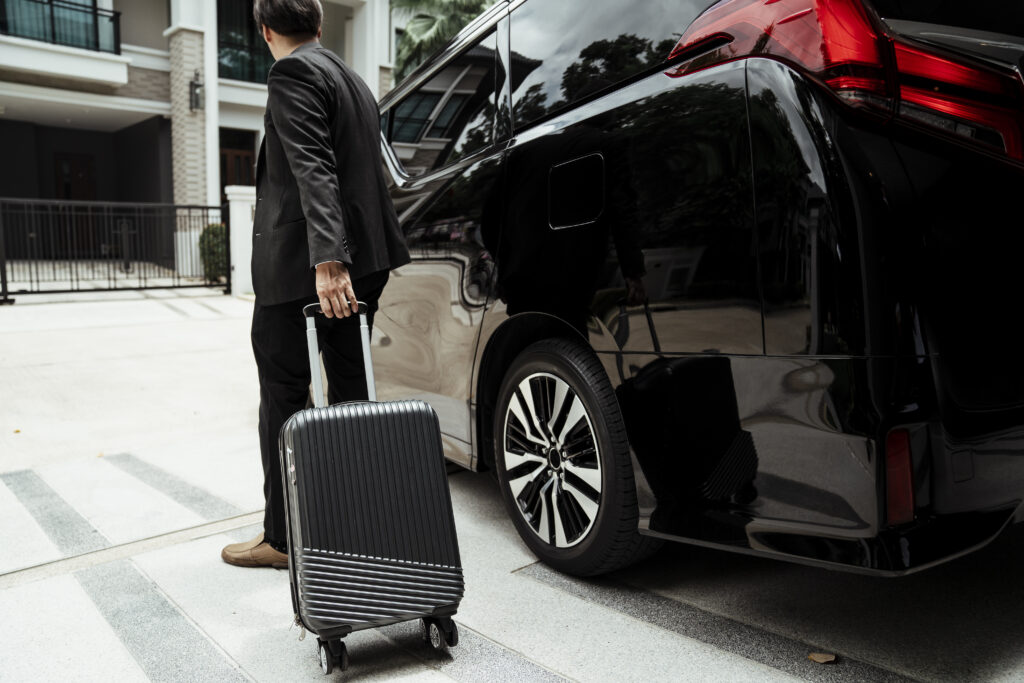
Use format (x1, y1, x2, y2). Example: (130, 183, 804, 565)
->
(251, 269, 390, 547)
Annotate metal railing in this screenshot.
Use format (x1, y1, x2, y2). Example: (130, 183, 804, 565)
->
(0, 0, 121, 54)
(0, 199, 230, 303)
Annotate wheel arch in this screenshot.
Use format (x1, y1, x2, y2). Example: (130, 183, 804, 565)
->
(473, 312, 590, 472)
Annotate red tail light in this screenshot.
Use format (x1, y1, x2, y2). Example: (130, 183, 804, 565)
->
(892, 41, 1023, 160)
(885, 429, 915, 526)
(668, 0, 1024, 161)
(667, 0, 890, 104)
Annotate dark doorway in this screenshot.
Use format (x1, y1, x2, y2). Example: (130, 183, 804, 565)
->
(54, 153, 97, 201)
(219, 128, 256, 202)
(53, 153, 100, 258)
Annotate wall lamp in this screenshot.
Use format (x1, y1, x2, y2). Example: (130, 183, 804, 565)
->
(189, 69, 205, 112)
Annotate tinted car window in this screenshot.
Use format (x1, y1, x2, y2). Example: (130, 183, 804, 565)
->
(868, 0, 1024, 37)
(387, 31, 498, 177)
(509, 0, 712, 129)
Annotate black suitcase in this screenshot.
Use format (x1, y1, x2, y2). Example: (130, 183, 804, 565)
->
(280, 302, 464, 675)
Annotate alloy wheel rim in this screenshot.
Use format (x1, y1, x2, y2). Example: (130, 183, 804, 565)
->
(430, 623, 443, 649)
(502, 372, 602, 548)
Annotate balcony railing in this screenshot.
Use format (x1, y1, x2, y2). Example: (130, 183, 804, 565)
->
(0, 0, 121, 54)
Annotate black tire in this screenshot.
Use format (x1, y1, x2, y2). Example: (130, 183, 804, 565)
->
(494, 338, 661, 576)
(443, 619, 459, 647)
(336, 642, 349, 672)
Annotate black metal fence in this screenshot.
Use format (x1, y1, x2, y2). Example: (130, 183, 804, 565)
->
(0, 199, 230, 303)
(0, 0, 121, 54)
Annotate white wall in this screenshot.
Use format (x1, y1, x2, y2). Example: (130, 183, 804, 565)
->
(169, 0, 203, 29)
(324, 0, 390, 98)
(114, 0, 169, 50)
(201, 0, 219, 207)
(321, 2, 353, 64)
(226, 185, 256, 296)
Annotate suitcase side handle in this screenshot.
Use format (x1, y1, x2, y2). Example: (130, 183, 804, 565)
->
(302, 301, 377, 407)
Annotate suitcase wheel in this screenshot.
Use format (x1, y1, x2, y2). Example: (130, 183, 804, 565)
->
(421, 617, 459, 651)
(317, 640, 332, 675)
(317, 638, 348, 675)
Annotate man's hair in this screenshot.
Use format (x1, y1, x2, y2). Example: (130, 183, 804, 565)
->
(253, 0, 322, 40)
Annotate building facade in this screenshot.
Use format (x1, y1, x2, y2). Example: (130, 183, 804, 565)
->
(0, 0, 394, 208)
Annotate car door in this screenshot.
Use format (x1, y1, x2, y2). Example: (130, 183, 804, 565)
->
(376, 26, 507, 467)
(493, 0, 762, 539)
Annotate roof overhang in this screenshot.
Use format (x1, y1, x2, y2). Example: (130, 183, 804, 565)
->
(0, 81, 170, 132)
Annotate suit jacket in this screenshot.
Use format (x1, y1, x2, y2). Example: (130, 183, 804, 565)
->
(252, 42, 410, 305)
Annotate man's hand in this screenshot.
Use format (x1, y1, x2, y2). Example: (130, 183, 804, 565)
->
(315, 261, 358, 318)
(625, 276, 647, 307)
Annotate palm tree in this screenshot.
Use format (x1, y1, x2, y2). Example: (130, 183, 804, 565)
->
(392, 0, 497, 81)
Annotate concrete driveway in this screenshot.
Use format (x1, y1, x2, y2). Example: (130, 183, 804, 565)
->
(2, 290, 1023, 682)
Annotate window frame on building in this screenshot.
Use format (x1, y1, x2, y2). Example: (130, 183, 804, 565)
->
(217, 0, 273, 84)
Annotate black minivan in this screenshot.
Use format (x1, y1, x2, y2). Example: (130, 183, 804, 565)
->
(374, 0, 1024, 577)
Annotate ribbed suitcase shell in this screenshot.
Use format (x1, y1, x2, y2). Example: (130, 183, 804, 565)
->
(280, 398, 463, 641)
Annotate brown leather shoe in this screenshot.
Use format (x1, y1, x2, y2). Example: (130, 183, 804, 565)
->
(221, 533, 288, 568)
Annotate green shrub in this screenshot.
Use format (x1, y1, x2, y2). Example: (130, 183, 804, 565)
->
(198, 223, 227, 283)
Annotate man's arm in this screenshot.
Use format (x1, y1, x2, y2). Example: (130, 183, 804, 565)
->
(268, 56, 357, 318)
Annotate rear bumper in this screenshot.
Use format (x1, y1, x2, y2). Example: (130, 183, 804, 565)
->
(747, 505, 1018, 576)
(642, 500, 1021, 577)
(632, 352, 1024, 575)
(744, 412, 1024, 575)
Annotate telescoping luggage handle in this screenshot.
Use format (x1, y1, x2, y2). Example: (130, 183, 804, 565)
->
(302, 302, 376, 408)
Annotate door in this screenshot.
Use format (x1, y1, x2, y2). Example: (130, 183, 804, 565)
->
(377, 28, 504, 467)
(54, 153, 98, 259)
(220, 129, 257, 202)
(501, 0, 761, 539)
(54, 153, 96, 201)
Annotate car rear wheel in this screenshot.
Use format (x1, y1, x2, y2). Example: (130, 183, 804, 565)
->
(494, 338, 660, 576)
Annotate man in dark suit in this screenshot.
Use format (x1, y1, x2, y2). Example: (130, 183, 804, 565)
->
(222, 0, 410, 568)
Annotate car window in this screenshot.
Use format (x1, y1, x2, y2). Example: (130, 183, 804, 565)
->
(508, 0, 712, 130)
(386, 31, 498, 177)
(868, 0, 1024, 38)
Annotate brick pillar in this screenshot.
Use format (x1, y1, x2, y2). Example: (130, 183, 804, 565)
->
(168, 27, 207, 206)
